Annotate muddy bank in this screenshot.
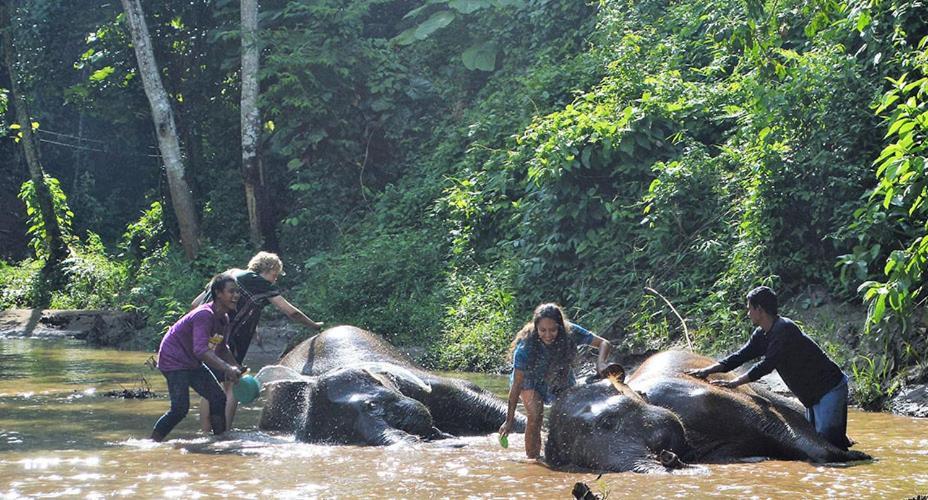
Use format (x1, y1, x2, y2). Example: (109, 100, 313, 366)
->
(0, 309, 143, 346)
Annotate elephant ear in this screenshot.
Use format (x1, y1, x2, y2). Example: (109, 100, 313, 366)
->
(354, 362, 432, 395)
(363, 369, 400, 393)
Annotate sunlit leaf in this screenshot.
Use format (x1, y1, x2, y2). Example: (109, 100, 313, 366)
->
(90, 66, 115, 82)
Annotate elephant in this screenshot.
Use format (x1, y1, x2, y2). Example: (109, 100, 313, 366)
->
(546, 350, 871, 472)
(257, 325, 526, 445)
(546, 376, 691, 473)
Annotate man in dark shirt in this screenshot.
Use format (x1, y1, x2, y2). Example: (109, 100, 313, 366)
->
(688, 286, 853, 450)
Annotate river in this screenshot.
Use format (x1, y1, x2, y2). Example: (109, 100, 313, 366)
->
(1, 337, 926, 498)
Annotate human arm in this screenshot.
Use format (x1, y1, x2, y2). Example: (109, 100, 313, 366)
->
(214, 338, 239, 369)
(499, 369, 525, 437)
(589, 335, 612, 374)
(268, 295, 323, 330)
(200, 351, 242, 383)
(688, 328, 766, 379)
(687, 363, 727, 379)
(191, 311, 241, 382)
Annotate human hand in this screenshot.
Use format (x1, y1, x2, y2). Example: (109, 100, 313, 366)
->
(710, 379, 739, 389)
(686, 368, 711, 379)
(225, 365, 242, 383)
(498, 419, 513, 438)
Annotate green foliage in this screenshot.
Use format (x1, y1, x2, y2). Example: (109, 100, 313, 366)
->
(295, 228, 448, 346)
(50, 232, 127, 309)
(18, 175, 74, 260)
(430, 265, 519, 371)
(0, 259, 44, 309)
(845, 37, 928, 376)
(7, 0, 928, 383)
(120, 201, 166, 270)
(851, 353, 899, 410)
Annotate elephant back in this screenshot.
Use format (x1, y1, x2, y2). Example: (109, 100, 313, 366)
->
(279, 325, 420, 376)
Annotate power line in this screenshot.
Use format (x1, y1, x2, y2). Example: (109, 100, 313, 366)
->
(37, 128, 106, 145)
(30, 128, 164, 158)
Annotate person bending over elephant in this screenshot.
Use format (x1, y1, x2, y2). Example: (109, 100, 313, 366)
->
(150, 273, 242, 442)
(498, 303, 612, 459)
(192, 251, 324, 432)
(688, 286, 854, 450)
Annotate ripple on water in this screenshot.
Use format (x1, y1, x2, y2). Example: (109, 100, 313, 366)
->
(20, 456, 100, 470)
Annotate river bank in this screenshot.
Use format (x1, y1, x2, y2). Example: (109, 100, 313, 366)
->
(2, 308, 926, 419)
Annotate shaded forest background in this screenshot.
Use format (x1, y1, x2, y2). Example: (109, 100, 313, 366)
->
(1, 0, 927, 409)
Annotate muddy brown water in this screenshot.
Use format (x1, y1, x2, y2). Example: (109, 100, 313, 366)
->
(1, 338, 926, 498)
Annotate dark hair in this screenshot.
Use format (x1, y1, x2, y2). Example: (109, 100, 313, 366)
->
(209, 272, 237, 298)
(508, 303, 577, 394)
(746, 286, 778, 316)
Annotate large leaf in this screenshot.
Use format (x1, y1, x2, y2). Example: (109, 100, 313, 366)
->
(461, 42, 497, 71)
(414, 10, 456, 40)
(392, 26, 419, 45)
(448, 0, 492, 14)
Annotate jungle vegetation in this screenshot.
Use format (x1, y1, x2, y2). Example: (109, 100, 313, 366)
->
(1, 0, 926, 409)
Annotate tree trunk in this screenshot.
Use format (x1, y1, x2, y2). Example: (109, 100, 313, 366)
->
(120, 0, 200, 259)
(1, 2, 68, 269)
(240, 0, 276, 250)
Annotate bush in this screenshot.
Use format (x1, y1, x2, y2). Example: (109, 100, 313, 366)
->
(49, 232, 128, 309)
(430, 264, 519, 371)
(0, 259, 44, 309)
(294, 227, 448, 346)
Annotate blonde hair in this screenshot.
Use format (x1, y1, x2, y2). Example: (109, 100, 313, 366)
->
(247, 251, 283, 274)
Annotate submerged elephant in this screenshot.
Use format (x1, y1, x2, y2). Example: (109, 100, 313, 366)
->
(546, 350, 871, 472)
(257, 326, 526, 445)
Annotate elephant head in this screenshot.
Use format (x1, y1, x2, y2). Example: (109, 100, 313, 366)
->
(545, 369, 690, 473)
(258, 363, 448, 445)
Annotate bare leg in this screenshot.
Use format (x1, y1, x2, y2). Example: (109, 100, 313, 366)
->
(199, 396, 211, 433)
(224, 382, 237, 429)
(520, 389, 544, 459)
(199, 383, 236, 432)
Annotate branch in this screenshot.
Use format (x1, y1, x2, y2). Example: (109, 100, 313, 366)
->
(644, 287, 692, 351)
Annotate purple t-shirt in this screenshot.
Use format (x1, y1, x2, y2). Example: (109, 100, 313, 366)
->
(157, 303, 227, 371)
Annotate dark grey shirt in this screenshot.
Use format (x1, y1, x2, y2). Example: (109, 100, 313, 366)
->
(718, 316, 844, 407)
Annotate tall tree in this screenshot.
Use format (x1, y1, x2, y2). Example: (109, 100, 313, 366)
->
(120, 0, 200, 259)
(1, 2, 68, 270)
(240, 0, 275, 250)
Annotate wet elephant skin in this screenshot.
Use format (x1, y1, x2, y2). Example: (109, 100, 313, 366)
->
(258, 326, 526, 445)
(546, 350, 871, 472)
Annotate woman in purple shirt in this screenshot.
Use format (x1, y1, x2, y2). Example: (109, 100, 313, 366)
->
(150, 273, 242, 442)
